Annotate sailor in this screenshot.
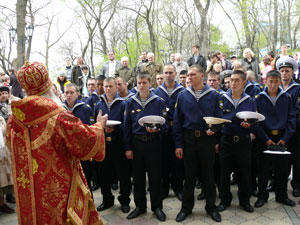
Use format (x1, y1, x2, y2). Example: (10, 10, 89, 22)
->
(255, 70, 296, 208)
(116, 76, 135, 100)
(124, 73, 168, 221)
(277, 56, 300, 197)
(94, 77, 131, 213)
(154, 64, 185, 201)
(173, 65, 222, 223)
(63, 83, 95, 193)
(86, 75, 105, 112)
(217, 69, 258, 214)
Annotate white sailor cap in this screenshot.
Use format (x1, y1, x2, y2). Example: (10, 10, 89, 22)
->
(203, 117, 231, 125)
(276, 56, 298, 72)
(138, 115, 166, 127)
(236, 111, 265, 124)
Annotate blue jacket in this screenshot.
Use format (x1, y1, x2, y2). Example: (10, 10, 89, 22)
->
(173, 84, 222, 148)
(244, 80, 261, 98)
(221, 90, 257, 136)
(94, 93, 125, 123)
(123, 92, 168, 150)
(256, 88, 296, 142)
(63, 99, 94, 125)
(280, 80, 300, 112)
(86, 91, 102, 112)
(154, 82, 184, 122)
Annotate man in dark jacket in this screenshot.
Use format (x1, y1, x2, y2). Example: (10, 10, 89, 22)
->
(71, 56, 91, 85)
(8, 69, 23, 98)
(187, 44, 207, 71)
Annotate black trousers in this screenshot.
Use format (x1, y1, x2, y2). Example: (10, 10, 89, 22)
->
(290, 118, 300, 189)
(181, 131, 217, 213)
(219, 134, 252, 206)
(257, 134, 290, 201)
(98, 132, 131, 205)
(81, 160, 93, 195)
(161, 130, 184, 195)
(132, 134, 162, 211)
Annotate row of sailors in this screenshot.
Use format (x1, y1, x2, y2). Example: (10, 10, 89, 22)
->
(62, 56, 300, 223)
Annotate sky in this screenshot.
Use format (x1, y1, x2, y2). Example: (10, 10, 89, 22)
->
(0, 0, 239, 75)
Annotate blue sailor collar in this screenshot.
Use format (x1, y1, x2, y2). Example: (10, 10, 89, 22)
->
(131, 91, 159, 108)
(159, 81, 184, 96)
(260, 88, 286, 107)
(63, 98, 85, 112)
(244, 80, 254, 90)
(186, 83, 214, 101)
(280, 79, 300, 92)
(100, 93, 124, 108)
(223, 89, 250, 109)
(92, 90, 101, 99)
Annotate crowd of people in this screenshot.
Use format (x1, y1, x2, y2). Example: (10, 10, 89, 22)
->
(1, 43, 300, 224)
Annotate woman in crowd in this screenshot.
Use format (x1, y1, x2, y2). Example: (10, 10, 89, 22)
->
(241, 48, 261, 83)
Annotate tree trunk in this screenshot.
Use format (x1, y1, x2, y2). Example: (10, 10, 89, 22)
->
(272, 0, 278, 52)
(239, 0, 252, 48)
(16, 0, 28, 69)
(194, 0, 210, 56)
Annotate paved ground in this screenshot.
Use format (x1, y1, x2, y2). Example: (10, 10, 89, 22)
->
(1, 183, 300, 225)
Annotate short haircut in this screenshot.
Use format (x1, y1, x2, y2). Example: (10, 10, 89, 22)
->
(121, 56, 128, 61)
(266, 70, 281, 79)
(164, 64, 176, 71)
(189, 65, 205, 75)
(116, 76, 127, 84)
(96, 75, 106, 81)
(192, 44, 200, 49)
(246, 70, 255, 80)
(180, 70, 188, 75)
(208, 71, 221, 80)
(104, 77, 116, 85)
(87, 78, 96, 83)
(8, 69, 15, 73)
(65, 83, 80, 92)
(137, 72, 151, 82)
(147, 52, 154, 58)
(232, 69, 246, 80)
(175, 53, 181, 59)
(267, 51, 275, 58)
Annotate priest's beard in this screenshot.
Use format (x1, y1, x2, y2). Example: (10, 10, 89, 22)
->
(42, 88, 63, 107)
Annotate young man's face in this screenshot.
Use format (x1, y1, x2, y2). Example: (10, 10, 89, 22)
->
(87, 80, 96, 94)
(224, 77, 231, 90)
(163, 65, 176, 83)
(207, 75, 220, 90)
(137, 77, 150, 93)
(82, 68, 88, 75)
(65, 86, 79, 105)
(0, 91, 9, 102)
(104, 80, 117, 97)
(96, 80, 104, 95)
(116, 78, 127, 93)
(230, 74, 246, 93)
(179, 74, 186, 85)
(187, 67, 203, 88)
(281, 46, 288, 54)
(280, 67, 293, 82)
(156, 74, 164, 86)
(266, 76, 281, 94)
